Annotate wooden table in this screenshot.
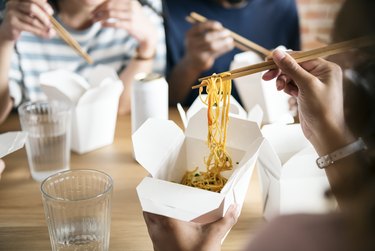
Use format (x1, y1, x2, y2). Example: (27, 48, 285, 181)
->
(0, 109, 264, 251)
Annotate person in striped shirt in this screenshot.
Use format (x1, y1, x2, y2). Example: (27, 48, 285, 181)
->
(0, 0, 166, 123)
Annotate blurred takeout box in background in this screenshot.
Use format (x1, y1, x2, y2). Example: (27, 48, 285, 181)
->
(257, 123, 333, 221)
(0, 132, 28, 158)
(132, 108, 264, 224)
(230, 49, 293, 124)
(40, 65, 123, 154)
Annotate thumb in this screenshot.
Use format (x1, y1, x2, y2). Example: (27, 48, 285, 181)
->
(272, 49, 314, 87)
(208, 204, 239, 238)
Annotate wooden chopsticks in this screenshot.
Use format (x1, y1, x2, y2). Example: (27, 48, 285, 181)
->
(49, 16, 93, 64)
(192, 36, 375, 89)
(186, 12, 271, 57)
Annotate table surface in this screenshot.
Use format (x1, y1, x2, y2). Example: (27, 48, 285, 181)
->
(0, 109, 264, 251)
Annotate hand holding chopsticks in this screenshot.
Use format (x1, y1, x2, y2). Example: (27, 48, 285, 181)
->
(186, 12, 271, 57)
(193, 36, 375, 89)
(49, 16, 93, 64)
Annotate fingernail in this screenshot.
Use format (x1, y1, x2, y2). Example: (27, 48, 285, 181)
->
(276, 79, 284, 90)
(222, 29, 231, 36)
(45, 4, 54, 15)
(273, 49, 286, 62)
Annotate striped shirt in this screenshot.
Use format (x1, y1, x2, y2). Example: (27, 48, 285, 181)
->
(1, 0, 166, 106)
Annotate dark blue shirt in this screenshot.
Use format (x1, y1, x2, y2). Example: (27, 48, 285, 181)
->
(163, 0, 300, 106)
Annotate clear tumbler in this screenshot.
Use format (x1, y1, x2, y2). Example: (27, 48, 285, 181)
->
(41, 169, 113, 251)
(18, 100, 71, 182)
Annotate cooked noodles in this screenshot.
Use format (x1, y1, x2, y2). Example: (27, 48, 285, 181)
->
(181, 73, 233, 192)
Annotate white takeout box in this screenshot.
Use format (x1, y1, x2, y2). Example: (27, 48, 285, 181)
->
(230, 50, 292, 124)
(178, 95, 264, 128)
(40, 65, 124, 154)
(257, 123, 332, 221)
(133, 108, 264, 223)
(0, 132, 28, 158)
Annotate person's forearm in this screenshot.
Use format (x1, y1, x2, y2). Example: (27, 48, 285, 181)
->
(168, 57, 203, 105)
(118, 58, 154, 115)
(312, 124, 361, 209)
(0, 34, 15, 124)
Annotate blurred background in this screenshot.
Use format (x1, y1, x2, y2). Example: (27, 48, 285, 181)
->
(297, 0, 345, 49)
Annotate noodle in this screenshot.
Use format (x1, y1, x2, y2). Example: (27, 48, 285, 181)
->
(181, 73, 233, 192)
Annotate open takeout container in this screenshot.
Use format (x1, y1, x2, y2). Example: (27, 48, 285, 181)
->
(257, 123, 332, 221)
(178, 95, 264, 128)
(133, 108, 264, 223)
(0, 132, 28, 158)
(230, 50, 293, 124)
(40, 65, 124, 154)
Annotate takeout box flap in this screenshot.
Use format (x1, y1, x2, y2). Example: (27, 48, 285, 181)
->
(0, 132, 28, 158)
(132, 119, 185, 177)
(222, 137, 264, 193)
(40, 69, 89, 105)
(258, 139, 283, 179)
(247, 104, 263, 127)
(86, 65, 120, 88)
(186, 108, 262, 150)
(281, 145, 324, 179)
(261, 123, 310, 164)
(40, 85, 74, 105)
(179, 95, 249, 128)
(77, 79, 123, 106)
(137, 177, 225, 222)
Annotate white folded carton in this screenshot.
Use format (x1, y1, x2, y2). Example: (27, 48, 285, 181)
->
(230, 50, 292, 124)
(178, 95, 264, 128)
(0, 132, 28, 158)
(40, 65, 124, 154)
(133, 108, 264, 223)
(257, 123, 332, 221)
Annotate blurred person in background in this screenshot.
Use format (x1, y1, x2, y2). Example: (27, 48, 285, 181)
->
(143, 0, 375, 250)
(163, 0, 300, 106)
(0, 0, 165, 123)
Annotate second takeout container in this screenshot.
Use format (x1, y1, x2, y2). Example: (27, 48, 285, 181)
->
(230, 50, 292, 124)
(133, 108, 264, 223)
(40, 65, 124, 154)
(0, 132, 28, 158)
(257, 123, 332, 221)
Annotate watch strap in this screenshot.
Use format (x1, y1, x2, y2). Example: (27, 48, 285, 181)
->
(316, 137, 367, 169)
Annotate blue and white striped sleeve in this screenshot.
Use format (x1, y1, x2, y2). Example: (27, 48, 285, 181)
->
(9, 52, 23, 107)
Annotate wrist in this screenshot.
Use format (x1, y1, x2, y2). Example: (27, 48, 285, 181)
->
(312, 123, 356, 157)
(0, 31, 16, 46)
(316, 137, 367, 169)
(136, 38, 157, 60)
(182, 55, 206, 75)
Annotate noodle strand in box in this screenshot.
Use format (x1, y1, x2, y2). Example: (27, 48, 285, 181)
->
(181, 73, 233, 192)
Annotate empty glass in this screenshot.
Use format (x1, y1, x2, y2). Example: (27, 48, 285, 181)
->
(41, 169, 113, 251)
(18, 100, 71, 182)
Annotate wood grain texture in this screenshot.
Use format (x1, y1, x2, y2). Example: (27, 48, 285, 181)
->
(0, 109, 264, 251)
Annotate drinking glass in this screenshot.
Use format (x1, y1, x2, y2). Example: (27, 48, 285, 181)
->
(41, 169, 113, 251)
(18, 100, 71, 182)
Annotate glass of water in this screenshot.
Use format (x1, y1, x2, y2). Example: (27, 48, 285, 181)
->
(18, 100, 71, 182)
(41, 169, 113, 251)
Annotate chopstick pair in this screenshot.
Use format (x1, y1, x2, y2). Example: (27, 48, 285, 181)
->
(49, 16, 94, 64)
(186, 12, 271, 57)
(192, 36, 375, 89)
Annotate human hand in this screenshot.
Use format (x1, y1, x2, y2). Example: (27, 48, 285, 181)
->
(0, 0, 54, 41)
(262, 50, 355, 155)
(92, 0, 157, 59)
(183, 21, 234, 72)
(143, 205, 238, 251)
